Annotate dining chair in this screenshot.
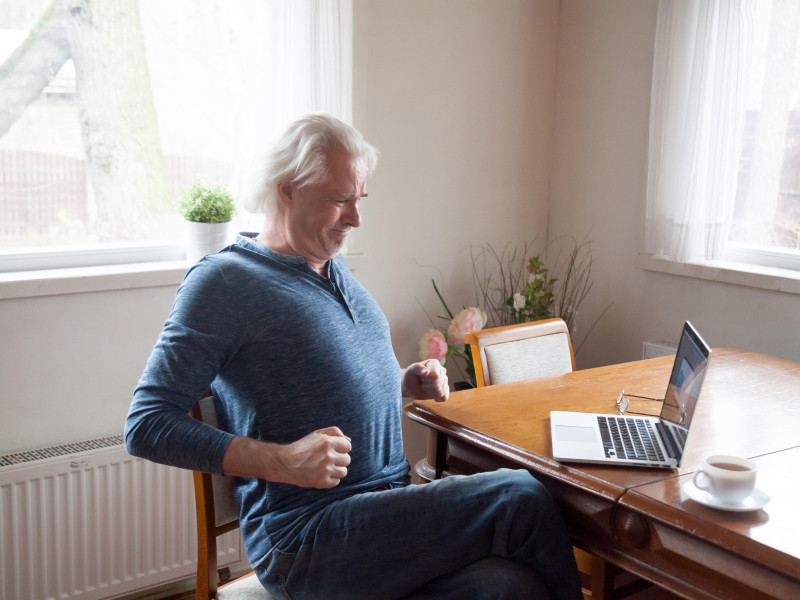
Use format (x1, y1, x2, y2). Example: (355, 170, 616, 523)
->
(190, 393, 274, 600)
(465, 318, 651, 600)
(464, 317, 575, 387)
(413, 319, 576, 483)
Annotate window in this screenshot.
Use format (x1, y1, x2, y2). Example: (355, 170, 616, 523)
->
(0, 0, 352, 272)
(727, 0, 800, 268)
(645, 0, 800, 272)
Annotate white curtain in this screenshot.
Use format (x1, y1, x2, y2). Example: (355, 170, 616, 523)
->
(141, 0, 353, 229)
(233, 0, 353, 229)
(645, 0, 755, 261)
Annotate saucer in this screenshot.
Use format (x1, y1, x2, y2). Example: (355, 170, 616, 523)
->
(682, 480, 770, 512)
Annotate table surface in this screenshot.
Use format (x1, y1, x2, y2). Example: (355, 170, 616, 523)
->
(406, 348, 800, 599)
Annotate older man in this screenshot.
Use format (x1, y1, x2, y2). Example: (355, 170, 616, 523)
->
(125, 114, 581, 600)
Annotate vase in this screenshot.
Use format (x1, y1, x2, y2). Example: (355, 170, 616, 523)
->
(185, 221, 233, 263)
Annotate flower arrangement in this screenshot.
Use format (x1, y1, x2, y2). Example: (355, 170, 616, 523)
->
(507, 254, 556, 325)
(418, 281, 487, 388)
(418, 236, 607, 388)
(469, 237, 602, 340)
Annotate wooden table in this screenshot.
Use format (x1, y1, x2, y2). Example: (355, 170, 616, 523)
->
(404, 348, 800, 600)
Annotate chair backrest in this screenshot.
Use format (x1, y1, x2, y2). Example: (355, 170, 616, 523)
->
(464, 318, 576, 387)
(190, 393, 242, 599)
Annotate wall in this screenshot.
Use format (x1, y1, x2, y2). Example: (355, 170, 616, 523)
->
(352, 0, 559, 464)
(548, 0, 800, 371)
(0, 286, 177, 454)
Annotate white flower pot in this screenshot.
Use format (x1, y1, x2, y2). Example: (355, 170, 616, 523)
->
(185, 220, 233, 263)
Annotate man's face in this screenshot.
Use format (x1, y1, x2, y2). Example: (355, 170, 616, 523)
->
(280, 149, 367, 269)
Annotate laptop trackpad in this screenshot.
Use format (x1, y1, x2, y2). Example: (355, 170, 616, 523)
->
(554, 425, 597, 443)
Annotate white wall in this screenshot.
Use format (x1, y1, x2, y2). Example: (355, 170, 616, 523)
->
(353, 0, 559, 464)
(549, 0, 800, 369)
(0, 286, 177, 454)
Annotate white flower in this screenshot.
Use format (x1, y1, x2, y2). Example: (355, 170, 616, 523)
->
(512, 292, 526, 311)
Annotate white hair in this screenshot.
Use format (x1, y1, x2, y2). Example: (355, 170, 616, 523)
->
(245, 114, 380, 215)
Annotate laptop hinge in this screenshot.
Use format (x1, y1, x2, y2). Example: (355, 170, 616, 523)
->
(655, 420, 679, 459)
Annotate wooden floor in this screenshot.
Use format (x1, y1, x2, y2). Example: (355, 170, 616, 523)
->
(159, 592, 194, 600)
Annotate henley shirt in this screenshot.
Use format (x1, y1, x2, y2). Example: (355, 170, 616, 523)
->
(124, 233, 408, 568)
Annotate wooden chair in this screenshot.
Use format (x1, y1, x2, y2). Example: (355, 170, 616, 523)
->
(413, 319, 577, 483)
(465, 319, 651, 600)
(190, 394, 274, 600)
(464, 317, 575, 387)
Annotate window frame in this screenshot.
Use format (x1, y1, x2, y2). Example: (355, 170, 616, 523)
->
(0, 0, 354, 276)
(0, 242, 187, 274)
(637, 251, 800, 296)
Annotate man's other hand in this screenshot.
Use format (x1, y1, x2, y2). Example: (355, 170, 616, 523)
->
(402, 359, 450, 402)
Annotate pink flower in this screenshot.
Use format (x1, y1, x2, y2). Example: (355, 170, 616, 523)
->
(447, 307, 487, 345)
(419, 328, 448, 364)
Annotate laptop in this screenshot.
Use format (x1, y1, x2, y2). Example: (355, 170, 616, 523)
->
(550, 321, 711, 469)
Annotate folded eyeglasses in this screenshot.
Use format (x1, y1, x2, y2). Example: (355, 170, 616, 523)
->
(616, 389, 664, 416)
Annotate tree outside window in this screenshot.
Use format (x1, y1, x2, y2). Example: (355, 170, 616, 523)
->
(0, 0, 353, 264)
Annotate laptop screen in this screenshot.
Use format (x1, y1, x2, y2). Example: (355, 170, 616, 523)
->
(659, 321, 711, 445)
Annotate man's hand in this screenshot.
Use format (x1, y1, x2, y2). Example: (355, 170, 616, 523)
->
(273, 426, 352, 488)
(402, 359, 450, 402)
(222, 426, 352, 488)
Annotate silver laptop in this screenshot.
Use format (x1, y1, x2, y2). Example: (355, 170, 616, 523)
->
(551, 321, 711, 469)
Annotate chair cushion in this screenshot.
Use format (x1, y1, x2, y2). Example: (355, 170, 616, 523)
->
(484, 333, 573, 385)
(217, 572, 274, 599)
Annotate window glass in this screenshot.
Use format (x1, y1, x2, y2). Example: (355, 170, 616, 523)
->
(0, 0, 352, 266)
(728, 0, 800, 258)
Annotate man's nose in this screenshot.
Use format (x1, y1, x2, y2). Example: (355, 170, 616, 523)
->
(344, 199, 361, 228)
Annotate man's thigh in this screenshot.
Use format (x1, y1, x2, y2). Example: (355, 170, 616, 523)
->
(256, 469, 578, 600)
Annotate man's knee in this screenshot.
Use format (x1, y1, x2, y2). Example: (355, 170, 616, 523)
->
(406, 557, 549, 600)
(481, 469, 555, 510)
(482, 558, 550, 599)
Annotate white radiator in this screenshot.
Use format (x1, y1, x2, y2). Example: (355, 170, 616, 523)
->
(0, 437, 245, 600)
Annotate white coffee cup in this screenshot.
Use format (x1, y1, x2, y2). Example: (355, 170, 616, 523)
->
(693, 455, 757, 504)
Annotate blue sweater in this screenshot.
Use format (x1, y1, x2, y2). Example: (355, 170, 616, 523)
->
(125, 234, 408, 567)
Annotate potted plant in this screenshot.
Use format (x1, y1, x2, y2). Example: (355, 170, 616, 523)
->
(179, 180, 237, 262)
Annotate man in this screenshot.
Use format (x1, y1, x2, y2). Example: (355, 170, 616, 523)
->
(125, 114, 581, 600)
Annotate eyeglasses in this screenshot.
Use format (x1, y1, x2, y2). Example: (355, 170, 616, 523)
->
(616, 389, 664, 416)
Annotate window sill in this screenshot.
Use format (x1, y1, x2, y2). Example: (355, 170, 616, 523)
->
(0, 252, 367, 300)
(636, 253, 800, 295)
(0, 261, 191, 300)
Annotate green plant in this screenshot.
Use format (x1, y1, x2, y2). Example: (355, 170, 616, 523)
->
(468, 237, 610, 353)
(178, 181, 237, 223)
(469, 240, 551, 328)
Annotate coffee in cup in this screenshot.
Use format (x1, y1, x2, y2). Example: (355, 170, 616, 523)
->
(693, 455, 757, 504)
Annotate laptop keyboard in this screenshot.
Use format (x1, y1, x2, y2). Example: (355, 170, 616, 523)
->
(597, 416, 665, 462)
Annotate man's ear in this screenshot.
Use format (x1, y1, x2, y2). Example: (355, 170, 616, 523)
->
(277, 183, 293, 205)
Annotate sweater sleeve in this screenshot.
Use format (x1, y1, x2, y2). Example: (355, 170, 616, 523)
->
(124, 259, 241, 475)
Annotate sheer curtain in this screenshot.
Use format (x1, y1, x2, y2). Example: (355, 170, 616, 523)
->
(645, 0, 755, 262)
(142, 0, 353, 231)
(231, 0, 354, 230)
